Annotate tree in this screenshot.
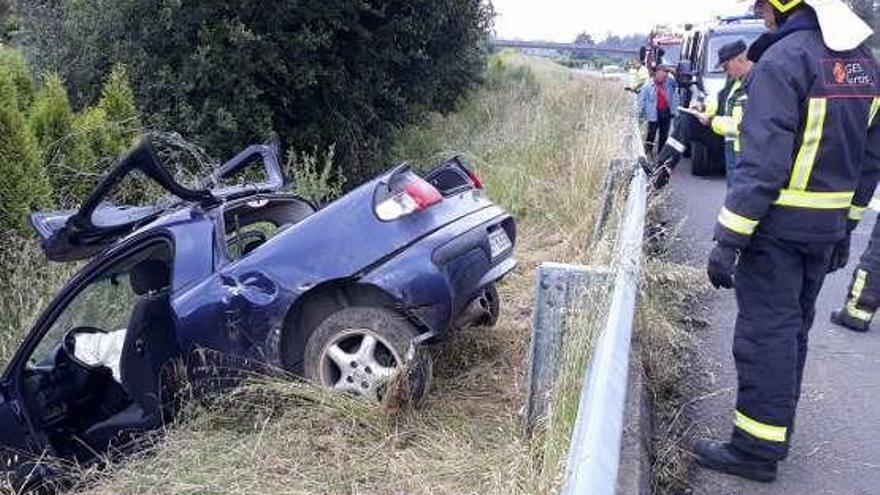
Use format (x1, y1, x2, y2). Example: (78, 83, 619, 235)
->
(0, 48, 33, 111)
(95, 64, 140, 155)
(574, 32, 594, 46)
(18, 0, 494, 182)
(0, 0, 14, 42)
(27, 65, 141, 205)
(28, 72, 74, 195)
(0, 69, 52, 233)
(572, 32, 595, 60)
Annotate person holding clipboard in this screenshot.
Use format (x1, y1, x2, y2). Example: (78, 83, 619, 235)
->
(647, 40, 753, 188)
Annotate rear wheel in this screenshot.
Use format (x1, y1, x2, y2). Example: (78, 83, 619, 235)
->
(303, 307, 432, 406)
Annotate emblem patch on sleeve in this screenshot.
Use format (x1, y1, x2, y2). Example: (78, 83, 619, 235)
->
(821, 59, 877, 88)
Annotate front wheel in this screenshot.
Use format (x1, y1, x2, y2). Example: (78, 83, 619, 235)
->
(303, 307, 432, 407)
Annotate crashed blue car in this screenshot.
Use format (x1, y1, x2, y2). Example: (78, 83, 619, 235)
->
(0, 137, 516, 485)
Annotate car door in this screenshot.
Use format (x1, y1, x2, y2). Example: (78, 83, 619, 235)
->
(0, 385, 33, 479)
(0, 237, 177, 475)
(30, 136, 285, 262)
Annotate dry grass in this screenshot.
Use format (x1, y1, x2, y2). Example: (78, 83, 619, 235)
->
(636, 194, 710, 494)
(0, 234, 79, 367)
(0, 53, 634, 495)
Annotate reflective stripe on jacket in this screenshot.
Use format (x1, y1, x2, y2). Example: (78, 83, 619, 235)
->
(711, 78, 748, 153)
(714, 13, 880, 248)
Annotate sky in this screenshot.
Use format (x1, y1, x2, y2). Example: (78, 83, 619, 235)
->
(492, 0, 750, 42)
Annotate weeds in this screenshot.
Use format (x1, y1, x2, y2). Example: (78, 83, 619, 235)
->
(637, 194, 709, 493)
(285, 146, 345, 206)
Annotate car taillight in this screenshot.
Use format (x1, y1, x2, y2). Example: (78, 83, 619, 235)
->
(466, 169, 484, 189)
(375, 176, 443, 221)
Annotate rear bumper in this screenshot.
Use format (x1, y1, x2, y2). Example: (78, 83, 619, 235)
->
(361, 208, 516, 335)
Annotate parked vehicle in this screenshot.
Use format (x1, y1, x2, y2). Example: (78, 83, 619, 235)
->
(601, 64, 625, 80)
(675, 16, 765, 176)
(645, 26, 683, 69)
(0, 137, 516, 490)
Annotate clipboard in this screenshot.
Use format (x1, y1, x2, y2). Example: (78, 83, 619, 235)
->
(677, 106, 704, 118)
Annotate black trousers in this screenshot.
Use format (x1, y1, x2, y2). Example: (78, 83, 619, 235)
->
(645, 108, 672, 156)
(669, 113, 722, 152)
(843, 217, 880, 319)
(730, 233, 834, 461)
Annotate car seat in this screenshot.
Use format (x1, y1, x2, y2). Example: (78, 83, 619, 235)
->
(81, 259, 179, 451)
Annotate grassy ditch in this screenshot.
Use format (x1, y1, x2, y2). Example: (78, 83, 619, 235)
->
(0, 53, 632, 495)
(637, 197, 709, 494)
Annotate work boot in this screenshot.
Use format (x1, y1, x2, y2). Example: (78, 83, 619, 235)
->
(831, 309, 871, 332)
(693, 439, 778, 483)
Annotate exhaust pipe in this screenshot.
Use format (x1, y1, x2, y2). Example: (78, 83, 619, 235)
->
(454, 288, 496, 329)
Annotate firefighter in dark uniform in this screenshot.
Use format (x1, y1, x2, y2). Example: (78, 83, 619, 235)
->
(831, 213, 880, 332)
(694, 0, 880, 483)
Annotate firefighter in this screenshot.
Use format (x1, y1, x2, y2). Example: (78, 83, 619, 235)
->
(648, 40, 752, 188)
(831, 214, 880, 332)
(695, 0, 879, 483)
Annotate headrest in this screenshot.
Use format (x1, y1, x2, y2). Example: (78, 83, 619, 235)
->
(130, 259, 170, 296)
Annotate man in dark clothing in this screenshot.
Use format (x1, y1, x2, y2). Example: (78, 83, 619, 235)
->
(693, 0, 879, 483)
(831, 213, 880, 332)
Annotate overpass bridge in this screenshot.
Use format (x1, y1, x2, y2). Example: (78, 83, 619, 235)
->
(490, 39, 639, 56)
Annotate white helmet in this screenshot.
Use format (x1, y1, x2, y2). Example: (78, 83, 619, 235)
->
(743, 0, 873, 51)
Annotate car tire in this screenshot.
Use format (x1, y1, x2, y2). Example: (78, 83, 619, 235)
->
(690, 141, 711, 176)
(303, 306, 432, 407)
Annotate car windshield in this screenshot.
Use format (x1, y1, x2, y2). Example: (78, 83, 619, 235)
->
(657, 43, 681, 65)
(707, 32, 762, 73)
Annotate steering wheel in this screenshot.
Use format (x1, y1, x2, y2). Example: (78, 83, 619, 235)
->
(62, 326, 110, 370)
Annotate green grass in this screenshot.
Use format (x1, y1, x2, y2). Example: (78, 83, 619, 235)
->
(0, 53, 634, 495)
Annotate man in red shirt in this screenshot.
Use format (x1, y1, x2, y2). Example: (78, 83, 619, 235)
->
(638, 66, 679, 158)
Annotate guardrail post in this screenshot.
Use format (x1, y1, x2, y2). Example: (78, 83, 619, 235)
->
(524, 262, 609, 437)
(590, 159, 626, 249)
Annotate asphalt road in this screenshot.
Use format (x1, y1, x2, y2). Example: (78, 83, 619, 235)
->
(670, 159, 880, 495)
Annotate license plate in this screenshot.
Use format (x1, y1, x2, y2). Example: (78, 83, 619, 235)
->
(488, 229, 512, 258)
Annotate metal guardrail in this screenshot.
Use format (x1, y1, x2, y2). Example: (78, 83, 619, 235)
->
(560, 167, 646, 494)
(522, 120, 648, 494)
(560, 126, 648, 495)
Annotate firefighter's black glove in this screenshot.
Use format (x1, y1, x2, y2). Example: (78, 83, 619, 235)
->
(846, 219, 859, 234)
(639, 157, 672, 190)
(651, 165, 672, 189)
(828, 235, 851, 273)
(707, 243, 738, 289)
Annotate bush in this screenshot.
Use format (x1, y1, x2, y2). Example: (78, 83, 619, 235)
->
(18, 0, 493, 182)
(0, 47, 34, 111)
(95, 64, 141, 154)
(26, 65, 141, 205)
(285, 146, 345, 206)
(0, 69, 52, 233)
(29, 72, 75, 194)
